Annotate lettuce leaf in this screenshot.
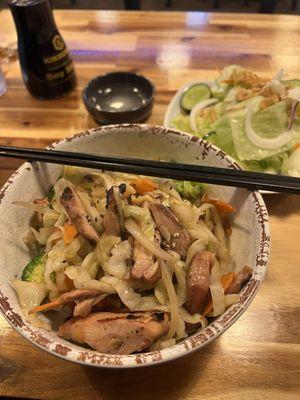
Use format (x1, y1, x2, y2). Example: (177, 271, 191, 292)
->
(242, 153, 288, 173)
(229, 100, 300, 161)
(282, 148, 300, 177)
(171, 114, 194, 134)
(208, 115, 238, 159)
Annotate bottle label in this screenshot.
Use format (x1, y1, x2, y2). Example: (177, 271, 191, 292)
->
(42, 34, 75, 86)
(43, 48, 68, 65)
(52, 34, 65, 51)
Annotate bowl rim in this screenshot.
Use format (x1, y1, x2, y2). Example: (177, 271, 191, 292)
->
(82, 72, 155, 114)
(0, 124, 270, 368)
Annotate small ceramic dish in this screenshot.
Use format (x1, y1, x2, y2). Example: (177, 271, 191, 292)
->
(0, 124, 270, 368)
(82, 72, 155, 124)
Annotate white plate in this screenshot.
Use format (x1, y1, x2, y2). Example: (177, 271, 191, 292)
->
(164, 80, 213, 129)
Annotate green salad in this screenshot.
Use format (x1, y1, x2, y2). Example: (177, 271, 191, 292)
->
(171, 65, 300, 176)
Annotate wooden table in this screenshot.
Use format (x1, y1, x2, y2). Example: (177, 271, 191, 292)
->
(0, 9, 300, 400)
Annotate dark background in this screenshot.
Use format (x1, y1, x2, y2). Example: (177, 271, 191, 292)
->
(1, 0, 299, 14)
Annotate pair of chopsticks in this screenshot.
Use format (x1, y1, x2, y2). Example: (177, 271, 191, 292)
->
(0, 145, 299, 194)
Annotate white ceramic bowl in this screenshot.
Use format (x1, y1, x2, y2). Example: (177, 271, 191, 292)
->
(0, 124, 270, 368)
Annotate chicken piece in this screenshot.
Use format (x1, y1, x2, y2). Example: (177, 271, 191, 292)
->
(73, 294, 105, 318)
(103, 184, 126, 237)
(131, 240, 161, 284)
(226, 266, 253, 295)
(29, 289, 100, 314)
(61, 289, 100, 302)
(74, 293, 130, 318)
(94, 294, 129, 313)
(60, 186, 99, 243)
(58, 312, 170, 355)
(186, 251, 214, 315)
(149, 204, 191, 258)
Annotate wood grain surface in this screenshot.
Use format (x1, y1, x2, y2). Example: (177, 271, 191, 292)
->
(0, 9, 300, 400)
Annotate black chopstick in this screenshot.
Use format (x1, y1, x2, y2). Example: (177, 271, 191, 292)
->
(0, 145, 300, 194)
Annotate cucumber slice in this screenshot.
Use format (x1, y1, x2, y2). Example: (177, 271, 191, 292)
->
(180, 84, 211, 114)
(285, 79, 300, 88)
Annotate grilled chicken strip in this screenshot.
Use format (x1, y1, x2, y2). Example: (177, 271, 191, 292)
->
(73, 294, 106, 318)
(226, 266, 253, 294)
(149, 204, 191, 258)
(74, 293, 132, 318)
(186, 251, 214, 314)
(60, 186, 99, 243)
(103, 184, 126, 237)
(58, 312, 170, 355)
(61, 289, 100, 303)
(29, 289, 100, 314)
(131, 240, 161, 284)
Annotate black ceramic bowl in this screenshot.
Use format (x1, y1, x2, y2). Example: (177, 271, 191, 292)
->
(82, 72, 155, 124)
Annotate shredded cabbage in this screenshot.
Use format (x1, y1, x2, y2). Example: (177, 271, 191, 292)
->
(125, 218, 173, 261)
(174, 260, 186, 306)
(209, 259, 226, 317)
(11, 279, 48, 309)
(106, 240, 132, 279)
(179, 307, 208, 328)
(186, 239, 206, 267)
(82, 251, 99, 279)
(100, 276, 141, 310)
(160, 260, 179, 339)
(154, 279, 168, 305)
(31, 226, 55, 246)
(95, 234, 121, 271)
(123, 205, 155, 240)
(64, 266, 116, 294)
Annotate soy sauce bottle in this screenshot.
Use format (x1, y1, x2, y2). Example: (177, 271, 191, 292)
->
(9, 0, 76, 99)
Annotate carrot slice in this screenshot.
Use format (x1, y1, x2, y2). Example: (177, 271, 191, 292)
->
(29, 298, 62, 315)
(202, 272, 236, 317)
(202, 194, 236, 214)
(63, 223, 78, 244)
(131, 178, 157, 194)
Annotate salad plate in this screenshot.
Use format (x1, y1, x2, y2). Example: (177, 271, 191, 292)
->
(164, 66, 300, 187)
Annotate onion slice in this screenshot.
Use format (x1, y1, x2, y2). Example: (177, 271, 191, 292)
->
(159, 260, 178, 339)
(245, 102, 294, 150)
(124, 218, 173, 261)
(189, 98, 218, 132)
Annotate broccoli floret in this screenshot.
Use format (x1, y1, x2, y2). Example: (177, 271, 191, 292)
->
(21, 253, 46, 283)
(175, 181, 206, 200)
(47, 186, 55, 202)
(21, 253, 56, 283)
